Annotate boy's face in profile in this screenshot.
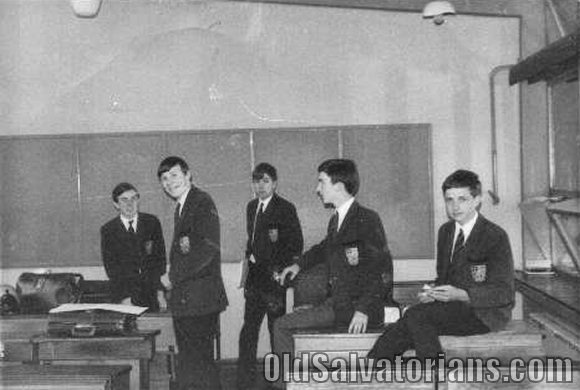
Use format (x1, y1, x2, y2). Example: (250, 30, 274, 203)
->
(114, 189, 140, 219)
(316, 171, 341, 208)
(444, 186, 481, 226)
(253, 173, 277, 200)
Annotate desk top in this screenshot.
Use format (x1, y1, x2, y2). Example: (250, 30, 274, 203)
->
(0, 331, 36, 342)
(30, 329, 160, 361)
(0, 312, 172, 320)
(31, 329, 160, 343)
(0, 364, 132, 375)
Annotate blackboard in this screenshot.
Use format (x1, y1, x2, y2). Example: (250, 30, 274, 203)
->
(0, 125, 433, 268)
(253, 128, 339, 248)
(342, 125, 434, 258)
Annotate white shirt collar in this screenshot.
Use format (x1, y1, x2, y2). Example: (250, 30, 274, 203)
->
(120, 214, 138, 231)
(455, 211, 478, 243)
(258, 194, 274, 212)
(336, 197, 355, 231)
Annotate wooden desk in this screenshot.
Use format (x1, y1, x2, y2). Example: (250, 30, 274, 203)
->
(0, 313, 175, 351)
(0, 331, 36, 362)
(29, 330, 159, 390)
(0, 364, 131, 390)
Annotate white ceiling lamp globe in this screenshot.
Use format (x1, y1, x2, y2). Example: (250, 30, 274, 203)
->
(69, 0, 103, 18)
(422, 1, 456, 25)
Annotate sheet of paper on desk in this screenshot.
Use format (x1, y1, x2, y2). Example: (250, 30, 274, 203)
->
(49, 303, 148, 316)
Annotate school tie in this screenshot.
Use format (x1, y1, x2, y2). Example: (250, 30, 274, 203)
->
(451, 228, 465, 262)
(128, 220, 135, 234)
(328, 212, 338, 238)
(174, 203, 181, 229)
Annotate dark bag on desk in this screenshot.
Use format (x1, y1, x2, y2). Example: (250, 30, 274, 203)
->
(16, 272, 83, 314)
(48, 309, 138, 337)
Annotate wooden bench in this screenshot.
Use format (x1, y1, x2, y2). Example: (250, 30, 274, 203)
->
(293, 320, 545, 363)
(289, 321, 556, 389)
(287, 364, 580, 390)
(0, 364, 131, 390)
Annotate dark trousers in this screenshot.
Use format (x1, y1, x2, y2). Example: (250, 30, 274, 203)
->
(368, 301, 489, 361)
(111, 280, 159, 312)
(173, 313, 221, 390)
(269, 300, 336, 389)
(237, 287, 286, 390)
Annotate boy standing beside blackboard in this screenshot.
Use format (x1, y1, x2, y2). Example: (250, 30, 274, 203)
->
(237, 162, 304, 390)
(157, 156, 228, 390)
(100, 182, 167, 311)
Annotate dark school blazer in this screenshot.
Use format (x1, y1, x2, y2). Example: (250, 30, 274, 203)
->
(435, 214, 515, 331)
(168, 187, 228, 317)
(101, 212, 166, 308)
(298, 201, 393, 326)
(245, 193, 304, 293)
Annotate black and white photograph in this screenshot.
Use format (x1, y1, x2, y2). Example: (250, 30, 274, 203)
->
(0, 1, 578, 389)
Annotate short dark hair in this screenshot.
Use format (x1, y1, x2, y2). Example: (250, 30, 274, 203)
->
(318, 159, 359, 196)
(112, 182, 138, 203)
(157, 156, 189, 179)
(442, 169, 482, 197)
(252, 162, 277, 182)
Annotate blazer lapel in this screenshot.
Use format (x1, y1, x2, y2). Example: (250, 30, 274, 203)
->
(444, 223, 455, 260)
(135, 212, 146, 238)
(336, 201, 358, 241)
(463, 215, 486, 256)
(264, 194, 278, 218)
(438, 222, 455, 283)
(113, 217, 131, 239)
(248, 198, 259, 234)
(175, 188, 195, 233)
(447, 216, 484, 277)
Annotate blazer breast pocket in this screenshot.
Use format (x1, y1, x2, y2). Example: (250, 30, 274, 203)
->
(466, 255, 488, 283)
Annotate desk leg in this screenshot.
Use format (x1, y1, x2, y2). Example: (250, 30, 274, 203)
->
(139, 359, 150, 390)
(124, 359, 142, 390)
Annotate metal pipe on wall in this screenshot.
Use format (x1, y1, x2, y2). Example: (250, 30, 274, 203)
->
(489, 64, 515, 205)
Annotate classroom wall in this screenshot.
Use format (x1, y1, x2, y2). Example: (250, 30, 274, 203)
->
(0, 0, 543, 359)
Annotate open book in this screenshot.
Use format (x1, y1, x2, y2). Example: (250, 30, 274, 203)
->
(49, 303, 148, 316)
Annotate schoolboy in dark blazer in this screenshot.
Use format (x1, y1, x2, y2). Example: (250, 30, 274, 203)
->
(368, 169, 514, 361)
(237, 163, 303, 390)
(158, 156, 228, 390)
(101, 182, 166, 311)
(272, 159, 392, 380)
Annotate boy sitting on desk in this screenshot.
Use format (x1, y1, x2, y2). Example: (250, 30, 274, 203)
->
(368, 169, 515, 361)
(272, 159, 392, 383)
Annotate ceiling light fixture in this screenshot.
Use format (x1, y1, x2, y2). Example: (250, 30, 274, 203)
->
(69, 0, 103, 18)
(422, 1, 456, 25)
